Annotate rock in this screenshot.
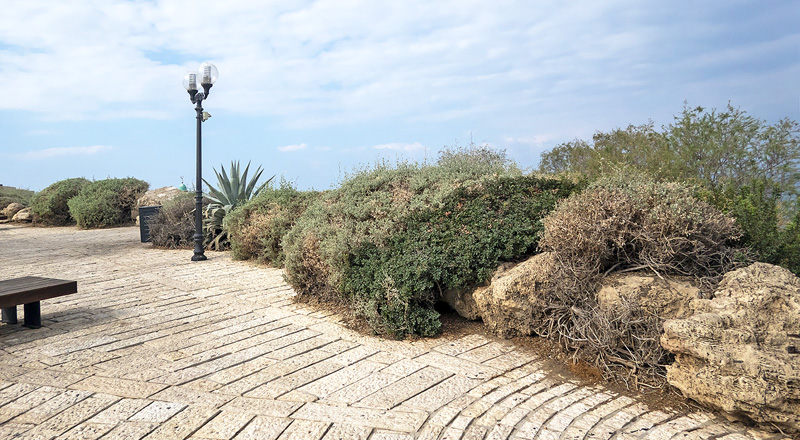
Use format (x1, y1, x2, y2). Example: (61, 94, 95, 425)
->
(597, 273, 702, 320)
(133, 186, 184, 224)
(2, 202, 24, 218)
(441, 288, 481, 320)
(469, 253, 557, 338)
(12, 207, 32, 222)
(661, 263, 800, 432)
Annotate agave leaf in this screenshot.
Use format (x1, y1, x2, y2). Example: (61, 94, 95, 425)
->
(218, 166, 233, 204)
(239, 161, 251, 202)
(245, 165, 265, 198)
(229, 161, 241, 203)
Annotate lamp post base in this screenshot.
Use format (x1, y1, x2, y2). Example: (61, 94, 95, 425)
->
(191, 253, 208, 262)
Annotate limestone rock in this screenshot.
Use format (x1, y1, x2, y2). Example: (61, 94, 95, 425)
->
(661, 263, 800, 432)
(597, 273, 702, 320)
(470, 253, 557, 338)
(12, 207, 32, 222)
(2, 202, 24, 219)
(133, 186, 184, 223)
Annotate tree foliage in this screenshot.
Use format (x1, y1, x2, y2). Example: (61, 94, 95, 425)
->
(539, 103, 800, 273)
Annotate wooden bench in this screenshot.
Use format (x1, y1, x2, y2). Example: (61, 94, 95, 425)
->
(0, 277, 78, 329)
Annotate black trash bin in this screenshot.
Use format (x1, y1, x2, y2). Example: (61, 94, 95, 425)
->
(139, 205, 162, 243)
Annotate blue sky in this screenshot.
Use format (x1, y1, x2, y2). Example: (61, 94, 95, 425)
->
(1, 1, 798, 192)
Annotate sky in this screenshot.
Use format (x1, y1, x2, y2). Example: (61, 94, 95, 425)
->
(0, 1, 798, 192)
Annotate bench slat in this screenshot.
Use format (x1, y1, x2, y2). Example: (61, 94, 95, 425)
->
(0, 276, 78, 309)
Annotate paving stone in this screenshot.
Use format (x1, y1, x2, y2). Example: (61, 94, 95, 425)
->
(69, 376, 167, 399)
(129, 401, 187, 423)
(221, 397, 302, 417)
(298, 360, 384, 398)
(402, 374, 483, 411)
(141, 404, 221, 440)
(414, 352, 502, 381)
(149, 386, 234, 407)
(11, 370, 86, 390)
(21, 393, 119, 439)
(320, 423, 372, 440)
(191, 410, 254, 439)
(54, 421, 115, 439)
(231, 415, 291, 439)
(88, 398, 152, 424)
(355, 366, 452, 410)
(10, 388, 94, 424)
(275, 419, 330, 440)
(292, 402, 427, 432)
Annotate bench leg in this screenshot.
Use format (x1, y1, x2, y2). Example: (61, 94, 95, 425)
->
(1, 306, 17, 324)
(23, 302, 41, 329)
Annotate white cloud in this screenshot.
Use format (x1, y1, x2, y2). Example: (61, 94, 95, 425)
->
(0, 0, 796, 132)
(373, 142, 424, 152)
(19, 145, 113, 160)
(278, 143, 307, 152)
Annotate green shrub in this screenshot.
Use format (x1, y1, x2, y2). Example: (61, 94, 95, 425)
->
(226, 181, 319, 266)
(343, 175, 577, 337)
(0, 186, 35, 212)
(536, 170, 743, 385)
(68, 178, 149, 228)
(148, 193, 196, 249)
(29, 178, 90, 225)
(283, 145, 578, 338)
(780, 209, 800, 275)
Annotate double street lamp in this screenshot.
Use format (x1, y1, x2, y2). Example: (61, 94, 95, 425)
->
(182, 62, 219, 262)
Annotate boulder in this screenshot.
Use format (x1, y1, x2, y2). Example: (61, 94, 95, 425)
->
(133, 186, 184, 224)
(469, 253, 557, 338)
(597, 273, 702, 320)
(2, 202, 24, 219)
(12, 207, 32, 222)
(661, 263, 800, 432)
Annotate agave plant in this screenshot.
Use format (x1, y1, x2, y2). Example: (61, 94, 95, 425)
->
(203, 161, 273, 250)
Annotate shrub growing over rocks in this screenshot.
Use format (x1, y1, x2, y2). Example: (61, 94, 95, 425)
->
(535, 170, 744, 385)
(0, 186, 34, 212)
(68, 178, 149, 228)
(29, 178, 90, 225)
(282, 146, 580, 337)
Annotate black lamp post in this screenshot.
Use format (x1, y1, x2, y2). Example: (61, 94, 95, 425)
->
(182, 62, 218, 262)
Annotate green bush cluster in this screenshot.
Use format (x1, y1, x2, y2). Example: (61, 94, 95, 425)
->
(226, 182, 320, 266)
(703, 179, 800, 274)
(0, 186, 34, 212)
(29, 178, 90, 225)
(68, 178, 149, 228)
(148, 193, 196, 249)
(281, 146, 579, 337)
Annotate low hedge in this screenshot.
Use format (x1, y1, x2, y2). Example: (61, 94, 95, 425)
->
(68, 178, 149, 228)
(226, 183, 320, 266)
(282, 147, 580, 337)
(29, 178, 90, 225)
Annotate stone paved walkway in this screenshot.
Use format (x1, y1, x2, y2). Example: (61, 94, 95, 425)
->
(0, 225, 789, 440)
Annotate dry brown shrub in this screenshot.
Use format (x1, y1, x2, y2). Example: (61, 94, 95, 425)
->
(535, 171, 744, 388)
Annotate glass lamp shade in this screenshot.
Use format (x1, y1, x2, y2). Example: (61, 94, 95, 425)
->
(198, 62, 218, 86)
(182, 71, 198, 91)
